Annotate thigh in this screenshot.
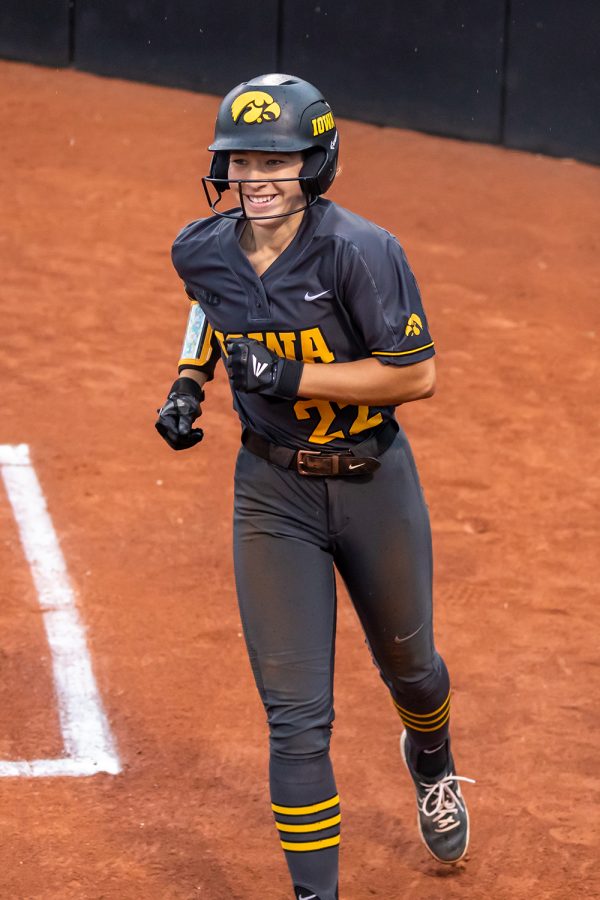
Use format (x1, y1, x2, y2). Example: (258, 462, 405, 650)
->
(332, 431, 435, 679)
(233, 448, 337, 737)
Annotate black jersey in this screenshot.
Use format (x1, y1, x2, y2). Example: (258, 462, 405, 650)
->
(171, 198, 435, 451)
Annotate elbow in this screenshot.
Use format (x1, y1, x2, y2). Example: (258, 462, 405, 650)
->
(416, 359, 436, 400)
(410, 367, 436, 401)
(420, 374, 436, 399)
(389, 376, 435, 405)
(375, 357, 437, 405)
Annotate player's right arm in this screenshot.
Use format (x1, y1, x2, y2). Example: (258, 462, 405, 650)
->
(178, 368, 209, 389)
(155, 288, 220, 451)
(176, 288, 221, 382)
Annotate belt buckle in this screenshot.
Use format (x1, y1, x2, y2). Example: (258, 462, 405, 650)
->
(296, 449, 332, 476)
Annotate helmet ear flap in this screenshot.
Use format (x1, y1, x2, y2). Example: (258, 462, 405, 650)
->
(210, 151, 230, 191)
(300, 146, 337, 197)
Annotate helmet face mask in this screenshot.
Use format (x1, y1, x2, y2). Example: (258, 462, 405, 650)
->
(203, 73, 339, 220)
(202, 172, 320, 222)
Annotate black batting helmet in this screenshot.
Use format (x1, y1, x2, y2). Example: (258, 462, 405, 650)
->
(202, 73, 339, 219)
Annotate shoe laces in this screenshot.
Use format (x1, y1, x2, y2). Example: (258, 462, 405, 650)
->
(419, 773, 476, 833)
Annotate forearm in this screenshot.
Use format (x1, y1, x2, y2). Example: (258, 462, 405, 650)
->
(179, 368, 209, 389)
(297, 357, 435, 406)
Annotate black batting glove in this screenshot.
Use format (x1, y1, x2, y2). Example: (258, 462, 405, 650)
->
(155, 377, 205, 451)
(225, 338, 304, 400)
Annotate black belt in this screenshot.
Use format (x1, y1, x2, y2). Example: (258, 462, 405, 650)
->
(241, 420, 398, 477)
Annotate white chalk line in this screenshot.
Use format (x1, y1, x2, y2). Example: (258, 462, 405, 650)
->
(0, 443, 121, 777)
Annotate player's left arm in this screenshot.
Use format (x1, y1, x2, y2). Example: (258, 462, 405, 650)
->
(226, 234, 437, 406)
(313, 232, 437, 405)
(297, 355, 435, 406)
(224, 338, 434, 406)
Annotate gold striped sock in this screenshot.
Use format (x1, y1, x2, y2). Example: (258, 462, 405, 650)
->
(272, 794, 341, 853)
(393, 691, 451, 733)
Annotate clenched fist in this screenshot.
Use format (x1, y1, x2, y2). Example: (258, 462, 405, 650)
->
(225, 338, 303, 399)
(155, 377, 205, 451)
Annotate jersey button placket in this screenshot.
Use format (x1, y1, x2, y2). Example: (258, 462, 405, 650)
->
(250, 283, 271, 321)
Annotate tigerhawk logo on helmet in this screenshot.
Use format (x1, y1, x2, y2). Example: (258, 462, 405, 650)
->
(231, 91, 281, 125)
(203, 73, 340, 221)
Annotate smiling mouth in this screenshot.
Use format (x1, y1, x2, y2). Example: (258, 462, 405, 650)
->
(245, 194, 276, 205)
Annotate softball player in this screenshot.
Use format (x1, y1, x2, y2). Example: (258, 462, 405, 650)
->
(156, 74, 473, 900)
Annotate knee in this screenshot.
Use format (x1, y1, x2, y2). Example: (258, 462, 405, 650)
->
(270, 727, 332, 760)
(367, 620, 439, 686)
(392, 652, 450, 704)
(267, 705, 333, 760)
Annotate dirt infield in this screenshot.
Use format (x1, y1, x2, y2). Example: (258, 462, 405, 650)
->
(1, 60, 599, 899)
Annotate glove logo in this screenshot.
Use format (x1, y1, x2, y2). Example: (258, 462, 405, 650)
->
(405, 313, 423, 336)
(231, 91, 281, 125)
(252, 355, 269, 378)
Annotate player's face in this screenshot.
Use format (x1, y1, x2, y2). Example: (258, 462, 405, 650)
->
(228, 151, 305, 221)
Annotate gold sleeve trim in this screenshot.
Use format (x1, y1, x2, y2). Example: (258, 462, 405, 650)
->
(372, 341, 434, 357)
(197, 323, 215, 365)
(178, 358, 208, 368)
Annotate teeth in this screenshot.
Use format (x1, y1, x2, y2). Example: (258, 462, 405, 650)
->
(248, 195, 274, 204)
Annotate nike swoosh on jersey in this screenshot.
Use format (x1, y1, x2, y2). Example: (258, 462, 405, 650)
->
(304, 289, 332, 301)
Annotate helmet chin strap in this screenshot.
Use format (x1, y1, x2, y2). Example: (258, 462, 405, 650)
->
(202, 176, 319, 221)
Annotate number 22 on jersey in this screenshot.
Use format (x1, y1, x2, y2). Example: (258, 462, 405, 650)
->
(294, 399, 383, 445)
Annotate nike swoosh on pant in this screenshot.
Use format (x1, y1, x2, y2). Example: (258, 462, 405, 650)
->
(394, 622, 425, 644)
